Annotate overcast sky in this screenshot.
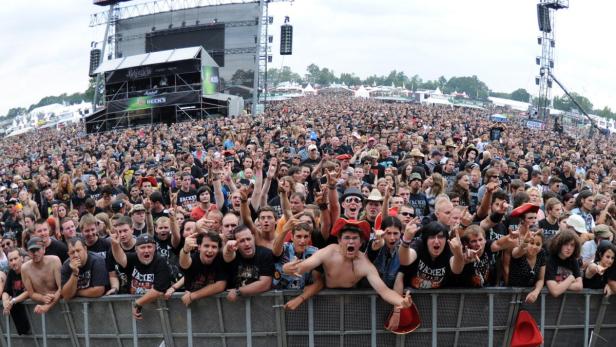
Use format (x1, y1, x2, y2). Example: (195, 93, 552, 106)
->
(0, 0, 614, 116)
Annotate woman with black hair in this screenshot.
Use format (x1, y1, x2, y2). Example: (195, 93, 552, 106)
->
(583, 240, 616, 295)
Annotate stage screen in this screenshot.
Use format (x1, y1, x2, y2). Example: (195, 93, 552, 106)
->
(146, 24, 225, 67)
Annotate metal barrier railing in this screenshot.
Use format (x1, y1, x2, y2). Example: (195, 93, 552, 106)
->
(1, 288, 614, 347)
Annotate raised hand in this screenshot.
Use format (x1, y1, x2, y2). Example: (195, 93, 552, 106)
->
(282, 218, 300, 234)
(448, 233, 464, 258)
(403, 219, 420, 240)
(282, 258, 303, 277)
(184, 233, 198, 252)
(374, 229, 385, 240)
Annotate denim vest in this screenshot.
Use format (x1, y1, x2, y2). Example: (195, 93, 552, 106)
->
(372, 244, 400, 288)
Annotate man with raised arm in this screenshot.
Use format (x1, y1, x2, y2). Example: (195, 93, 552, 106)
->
(283, 220, 412, 308)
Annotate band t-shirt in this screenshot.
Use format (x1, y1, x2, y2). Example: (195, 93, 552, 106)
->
(106, 243, 135, 294)
(227, 246, 275, 289)
(538, 219, 559, 241)
(60, 252, 109, 290)
(456, 239, 496, 287)
(177, 189, 198, 212)
(154, 234, 182, 282)
(87, 237, 111, 259)
(182, 253, 228, 291)
(545, 254, 581, 283)
(124, 253, 171, 295)
(398, 239, 452, 289)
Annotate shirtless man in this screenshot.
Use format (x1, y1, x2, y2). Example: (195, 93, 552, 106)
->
(21, 237, 62, 314)
(283, 221, 412, 308)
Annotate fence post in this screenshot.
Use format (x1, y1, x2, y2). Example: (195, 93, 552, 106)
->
(584, 294, 590, 347)
(308, 297, 314, 347)
(41, 312, 47, 347)
(370, 295, 377, 347)
(488, 293, 494, 347)
(540, 293, 545, 347)
(4, 314, 9, 347)
(186, 307, 193, 347)
(131, 304, 138, 347)
(83, 302, 89, 347)
(245, 298, 252, 347)
(432, 293, 438, 347)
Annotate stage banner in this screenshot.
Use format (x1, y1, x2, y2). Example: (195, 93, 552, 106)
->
(108, 91, 200, 113)
(202, 65, 220, 95)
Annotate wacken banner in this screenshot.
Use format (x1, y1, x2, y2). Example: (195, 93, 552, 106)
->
(107, 91, 200, 113)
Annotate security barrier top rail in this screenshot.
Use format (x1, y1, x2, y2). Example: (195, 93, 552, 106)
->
(2, 288, 615, 347)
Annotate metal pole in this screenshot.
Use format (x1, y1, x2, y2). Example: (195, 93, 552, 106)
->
(187, 307, 193, 347)
(370, 295, 377, 347)
(41, 313, 47, 347)
(584, 294, 590, 347)
(432, 294, 438, 347)
(488, 294, 494, 347)
(5, 314, 10, 347)
(245, 298, 252, 347)
(541, 293, 545, 347)
(308, 298, 314, 347)
(132, 306, 138, 347)
(84, 302, 90, 347)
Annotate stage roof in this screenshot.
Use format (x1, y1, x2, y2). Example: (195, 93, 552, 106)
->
(94, 46, 218, 74)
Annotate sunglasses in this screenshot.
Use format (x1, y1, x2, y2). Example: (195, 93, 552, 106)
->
(345, 197, 362, 204)
(1, 242, 12, 247)
(400, 212, 415, 217)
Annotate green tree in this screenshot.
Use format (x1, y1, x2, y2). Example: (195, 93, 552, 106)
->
(445, 75, 490, 100)
(489, 91, 511, 99)
(553, 92, 593, 113)
(437, 76, 448, 91)
(594, 106, 615, 120)
(5, 107, 27, 119)
(339, 72, 362, 87)
(510, 88, 531, 102)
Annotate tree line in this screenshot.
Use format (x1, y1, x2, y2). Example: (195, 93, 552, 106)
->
(2, 67, 615, 121)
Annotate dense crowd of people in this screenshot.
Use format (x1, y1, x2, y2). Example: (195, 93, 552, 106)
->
(1, 95, 616, 334)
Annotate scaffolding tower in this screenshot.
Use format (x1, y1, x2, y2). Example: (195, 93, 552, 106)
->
(535, 0, 568, 121)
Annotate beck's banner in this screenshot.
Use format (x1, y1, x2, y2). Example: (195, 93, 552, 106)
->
(202, 66, 220, 96)
(108, 91, 200, 113)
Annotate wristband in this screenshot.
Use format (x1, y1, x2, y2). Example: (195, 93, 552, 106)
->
(72, 272, 79, 278)
(182, 248, 190, 254)
(318, 203, 328, 210)
(299, 295, 307, 302)
(235, 289, 242, 297)
(400, 238, 412, 248)
(134, 303, 142, 310)
(327, 184, 336, 190)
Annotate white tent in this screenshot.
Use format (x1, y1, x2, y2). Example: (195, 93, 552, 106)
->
(354, 85, 370, 98)
(302, 83, 316, 95)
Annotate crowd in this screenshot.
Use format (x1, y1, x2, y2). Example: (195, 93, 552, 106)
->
(1, 95, 616, 334)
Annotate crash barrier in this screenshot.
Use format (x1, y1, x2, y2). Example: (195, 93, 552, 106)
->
(1, 288, 615, 347)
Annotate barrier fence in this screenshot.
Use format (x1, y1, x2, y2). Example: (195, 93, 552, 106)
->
(2, 288, 615, 347)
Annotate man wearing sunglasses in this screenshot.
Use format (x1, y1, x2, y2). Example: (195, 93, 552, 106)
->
(340, 188, 364, 220)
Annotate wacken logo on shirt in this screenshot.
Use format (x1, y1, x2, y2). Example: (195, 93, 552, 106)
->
(412, 260, 446, 289)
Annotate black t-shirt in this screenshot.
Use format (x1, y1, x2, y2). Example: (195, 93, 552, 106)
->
(177, 189, 198, 212)
(106, 243, 135, 294)
(508, 250, 546, 287)
(46, 239, 68, 263)
(154, 234, 182, 282)
(86, 187, 101, 201)
(545, 254, 581, 282)
(398, 239, 452, 289)
(455, 239, 496, 287)
(87, 237, 111, 259)
(60, 252, 109, 290)
(583, 266, 610, 289)
(538, 218, 559, 241)
(227, 246, 275, 289)
(3, 270, 25, 297)
(182, 253, 228, 291)
(408, 192, 430, 218)
(490, 126, 504, 141)
(125, 253, 171, 294)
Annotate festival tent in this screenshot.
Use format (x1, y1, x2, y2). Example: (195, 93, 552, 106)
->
(354, 85, 370, 98)
(302, 84, 316, 95)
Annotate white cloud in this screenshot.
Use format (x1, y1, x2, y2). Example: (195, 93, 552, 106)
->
(1, 0, 614, 116)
